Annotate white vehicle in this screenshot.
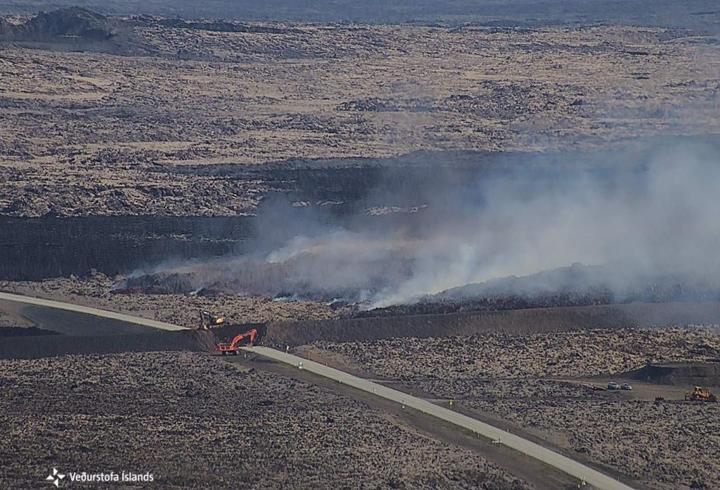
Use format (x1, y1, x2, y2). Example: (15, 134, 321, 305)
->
(607, 382, 621, 390)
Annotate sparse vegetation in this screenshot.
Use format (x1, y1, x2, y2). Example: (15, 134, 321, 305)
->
(2, 10, 720, 216)
(2, 4, 720, 489)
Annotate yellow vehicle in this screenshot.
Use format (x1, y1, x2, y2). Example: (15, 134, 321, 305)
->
(198, 310, 225, 330)
(685, 386, 717, 402)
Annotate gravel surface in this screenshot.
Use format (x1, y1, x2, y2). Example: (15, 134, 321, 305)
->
(0, 351, 529, 489)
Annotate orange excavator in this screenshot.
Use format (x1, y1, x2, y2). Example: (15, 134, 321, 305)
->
(216, 328, 258, 355)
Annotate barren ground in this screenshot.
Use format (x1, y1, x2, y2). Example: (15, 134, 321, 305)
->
(313, 329, 720, 379)
(0, 274, 349, 327)
(4, 279, 720, 487)
(2, 19, 720, 216)
(0, 351, 530, 489)
(312, 329, 720, 489)
(3, 8, 720, 489)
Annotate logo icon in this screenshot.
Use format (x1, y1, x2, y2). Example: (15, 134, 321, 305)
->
(46, 468, 65, 487)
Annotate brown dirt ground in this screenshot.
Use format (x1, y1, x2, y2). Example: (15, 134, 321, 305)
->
(3, 277, 720, 487)
(0, 351, 530, 489)
(313, 329, 720, 379)
(2, 22, 720, 216)
(312, 329, 720, 489)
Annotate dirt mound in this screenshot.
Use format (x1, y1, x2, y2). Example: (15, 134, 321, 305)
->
(627, 361, 720, 387)
(0, 329, 214, 360)
(1, 7, 116, 42)
(263, 305, 634, 347)
(381, 263, 720, 317)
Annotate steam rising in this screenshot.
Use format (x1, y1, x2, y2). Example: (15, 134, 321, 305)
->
(124, 144, 720, 308)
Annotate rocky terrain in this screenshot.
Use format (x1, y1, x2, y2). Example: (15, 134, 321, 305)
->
(314, 328, 720, 379)
(0, 274, 350, 328)
(0, 351, 530, 489)
(1, 9, 719, 216)
(3, 279, 719, 487)
(3, 5, 720, 488)
(313, 329, 720, 489)
(432, 379, 719, 490)
(0, 7, 116, 41)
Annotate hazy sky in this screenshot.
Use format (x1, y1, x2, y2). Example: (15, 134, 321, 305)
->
(4, 0, 719, 31)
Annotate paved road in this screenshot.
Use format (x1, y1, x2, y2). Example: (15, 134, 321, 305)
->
(1, 291, 634, 489)
(0, 291, 187, 332)
(247, 345, 636, 490)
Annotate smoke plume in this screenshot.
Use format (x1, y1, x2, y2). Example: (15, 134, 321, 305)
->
(123, 142, 720, 309)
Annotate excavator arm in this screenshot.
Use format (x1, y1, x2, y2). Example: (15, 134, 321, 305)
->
(216, 328, 258, 355)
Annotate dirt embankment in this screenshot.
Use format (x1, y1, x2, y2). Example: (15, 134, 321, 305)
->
(628, 361, 720, 387)
(4, 273, 720, 361)
(262, 302, 720, 347)
(1, 301, 633, 360)
(0, 329, 213, 360)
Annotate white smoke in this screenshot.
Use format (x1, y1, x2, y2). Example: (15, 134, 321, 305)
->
(372, 148, 720, 306)
(126, 143, 720, 308)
